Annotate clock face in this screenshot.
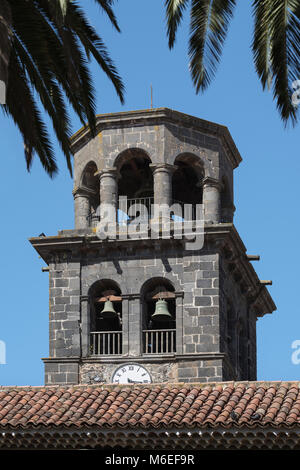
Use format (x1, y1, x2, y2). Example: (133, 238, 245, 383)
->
(111, 364, 152, 384)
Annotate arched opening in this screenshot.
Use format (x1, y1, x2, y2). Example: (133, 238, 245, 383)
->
(115, 149, 153, 225)
(141, 278, 176, 354)
(89, 280, 122, 356)
(80, 161, 99, 226)
(172, 154, 203, 204)
(118, 152, 153, 198)
(172, 154, 204, 221)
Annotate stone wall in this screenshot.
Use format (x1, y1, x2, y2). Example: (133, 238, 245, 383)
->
(48, 256, 81, 358)
(79, 358, 224, 385)
(43, 234, 259, 385)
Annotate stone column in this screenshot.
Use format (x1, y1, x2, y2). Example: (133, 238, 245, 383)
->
(150, 164, 177, 228)
(96, 168, 118, 225)
(127, 296, 141, 356)
(202, 177, 221, 224)
(150, 163, 177, 206)
(80, 296, 89, 357)
(98, 168, 118, 207)
(121, 298, 129, 356)
(73, 187, 91, 229)
(175, 294, 184, 355)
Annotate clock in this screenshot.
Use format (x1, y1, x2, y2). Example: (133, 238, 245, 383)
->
(111, 364, 152, 384)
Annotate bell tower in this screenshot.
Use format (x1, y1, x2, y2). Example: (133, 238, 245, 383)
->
(30, 108, 276, 385)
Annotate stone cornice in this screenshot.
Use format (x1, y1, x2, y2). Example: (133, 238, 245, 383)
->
(42, 352, 226, 365)
(70, 108, 242, 169)
(29, 223, 276, 316)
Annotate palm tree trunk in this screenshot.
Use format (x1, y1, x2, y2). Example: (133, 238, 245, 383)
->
(0, 0, 12, 104)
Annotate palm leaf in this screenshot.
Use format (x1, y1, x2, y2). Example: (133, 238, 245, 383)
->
(268, 0, 299, 123)
(66, 2, 124, 104)
(59, 0, 68, 17)
(4, 48, 57, 175)
(93, 0, 121, 32)
(252, 0, 273, 90)
(1, 0, 124, 176)
(14, 36, 73, 174)
(189, 0, 236, 93)
(165, 0, 190, 48)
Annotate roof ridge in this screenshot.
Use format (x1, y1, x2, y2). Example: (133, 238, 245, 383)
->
(1, 380, 300, 390)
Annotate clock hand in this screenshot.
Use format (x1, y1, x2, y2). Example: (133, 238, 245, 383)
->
(127, 378, 141, 384)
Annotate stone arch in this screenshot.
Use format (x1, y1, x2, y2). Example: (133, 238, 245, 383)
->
(170, 150, 209, 171)
(79, 161, 100, 218)
(88, 279, 122, 339)
(80, 160, 98, 185)
(114, 148, 154, 201)
(141, 277, 176, 354)
(140, 276, 175, 296)
(88, 278, 122, 297)
(113, 147, 152, 171)
(141, 277, 175, 328)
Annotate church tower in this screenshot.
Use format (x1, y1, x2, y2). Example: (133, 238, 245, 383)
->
(30, 108, 276, 385)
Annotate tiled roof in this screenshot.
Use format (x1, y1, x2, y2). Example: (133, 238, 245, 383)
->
(1, 381, 300, 429)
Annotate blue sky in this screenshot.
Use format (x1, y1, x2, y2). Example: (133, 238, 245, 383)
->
(1, 0, 299, 385)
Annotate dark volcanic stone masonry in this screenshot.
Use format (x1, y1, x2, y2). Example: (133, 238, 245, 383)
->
(30, 108, 276, 385)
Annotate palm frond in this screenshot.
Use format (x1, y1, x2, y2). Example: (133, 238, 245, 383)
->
(59, 25, 97, 134)
(14, 36, 73, 174)
(0, 0, 12, 88)
(93, 0, 121, 32)
(1, 0, 124, 176)
(5, 48, 57, 175)
(252, 0, 273, 90)
(66, 2, 124, 104)
(165, 0, 190, 48)
(58, 0, 68, 17)
(269, 0, 299, 123)
(189, 0, 236, 93)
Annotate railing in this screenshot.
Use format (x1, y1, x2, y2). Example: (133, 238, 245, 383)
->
(143, 329, 176, 354)
(86, 197, 199, 227)
(90, 331, 122, 355)
(118, 196, 154, 225)
(171, 200, 198, 222)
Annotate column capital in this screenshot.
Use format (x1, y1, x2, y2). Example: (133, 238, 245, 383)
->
(150, 163, 178, 174)
(95, 167, 118, 180)
(72, 186, 96, 198)
(201, 176, 222, 189)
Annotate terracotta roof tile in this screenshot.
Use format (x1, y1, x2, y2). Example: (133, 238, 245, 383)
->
(1, 382, 300, 429)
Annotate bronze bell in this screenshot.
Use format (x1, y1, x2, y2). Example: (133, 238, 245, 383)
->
(151, 299, 172, 322)
(100, 300, 118, 319)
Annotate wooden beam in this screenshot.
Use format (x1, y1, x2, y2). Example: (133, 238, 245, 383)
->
(146, 291, 175, 300)
(95, 295, 122, 303)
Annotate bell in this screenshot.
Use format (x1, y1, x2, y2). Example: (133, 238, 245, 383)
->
(100, 300, 118, 319)
(151, 299, 173, 322)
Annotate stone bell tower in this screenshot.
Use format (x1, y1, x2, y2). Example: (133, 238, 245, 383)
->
(30, 108, 276, 385)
